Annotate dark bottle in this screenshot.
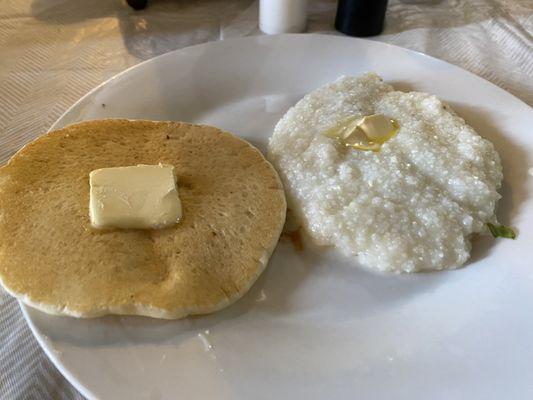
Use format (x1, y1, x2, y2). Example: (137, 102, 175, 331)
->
(335, 0, 389, 37)
(126, 0, 148, 10)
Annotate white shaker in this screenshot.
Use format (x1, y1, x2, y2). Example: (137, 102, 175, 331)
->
(259, 0, 308, 34)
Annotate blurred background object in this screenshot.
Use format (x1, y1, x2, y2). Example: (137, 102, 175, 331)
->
(127, 0, 148, 10)
(260, 0, 308, 34)
(335, 0, 389, 36)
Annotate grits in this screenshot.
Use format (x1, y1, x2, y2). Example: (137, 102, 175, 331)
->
(268, 73, 502, 273)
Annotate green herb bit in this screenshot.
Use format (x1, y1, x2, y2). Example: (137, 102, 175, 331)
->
(487, 223, 516, 239)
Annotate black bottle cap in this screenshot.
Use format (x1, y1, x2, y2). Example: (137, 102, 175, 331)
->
(335, 0, 389, 37)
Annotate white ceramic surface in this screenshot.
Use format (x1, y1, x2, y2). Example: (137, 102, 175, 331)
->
(21, 34, 533, 400)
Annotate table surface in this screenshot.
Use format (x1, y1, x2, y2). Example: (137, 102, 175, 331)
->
(0, 0, 532, 398)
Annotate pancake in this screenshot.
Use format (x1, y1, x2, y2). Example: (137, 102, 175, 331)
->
(268, 73, 502, 273)
(0, 119, 286, 318)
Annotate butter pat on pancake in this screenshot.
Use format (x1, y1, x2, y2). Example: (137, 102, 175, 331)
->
(89, 164, 182, 230)
(0, 119, 286, 318)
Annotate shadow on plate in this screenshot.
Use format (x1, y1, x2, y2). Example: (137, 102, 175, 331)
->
(451, 102, 529, 222)
(28, 233, 449, 348)
(452, 102, 529, 263)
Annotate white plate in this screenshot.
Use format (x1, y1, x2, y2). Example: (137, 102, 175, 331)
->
(21, 34, 533, 400)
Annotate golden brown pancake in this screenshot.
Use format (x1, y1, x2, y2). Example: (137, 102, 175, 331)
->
(0, 119, 286, 318)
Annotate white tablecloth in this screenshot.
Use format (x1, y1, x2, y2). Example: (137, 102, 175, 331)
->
(0, 0, 531, 398)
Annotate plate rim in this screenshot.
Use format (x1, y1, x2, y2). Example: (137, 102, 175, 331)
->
(20, 305, 95, 400)
(48, 33, 532, 133)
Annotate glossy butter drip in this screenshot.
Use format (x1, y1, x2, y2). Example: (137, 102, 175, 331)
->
(325, 114, 399, 152)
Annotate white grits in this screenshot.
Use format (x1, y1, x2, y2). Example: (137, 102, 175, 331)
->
(268, 73, 502, 273)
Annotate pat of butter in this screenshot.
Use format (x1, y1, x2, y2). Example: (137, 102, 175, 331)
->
(357, 114, 397, 143)
(89, 164, 182, 229)
(324, 113, 399, 152)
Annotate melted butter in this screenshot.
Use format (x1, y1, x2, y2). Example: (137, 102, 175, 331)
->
(324, 114, 399, 152)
